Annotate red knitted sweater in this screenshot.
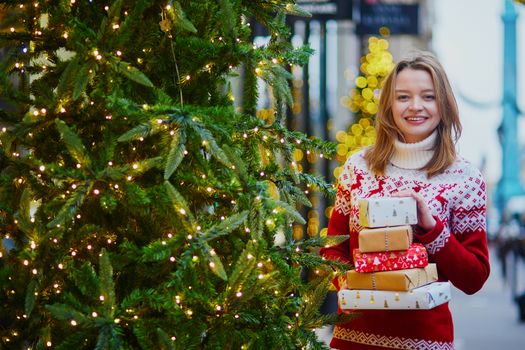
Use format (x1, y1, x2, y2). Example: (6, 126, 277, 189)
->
(320, 149, 490, 350)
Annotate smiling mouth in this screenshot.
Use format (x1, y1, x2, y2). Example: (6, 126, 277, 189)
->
(405, 117, 428, 121)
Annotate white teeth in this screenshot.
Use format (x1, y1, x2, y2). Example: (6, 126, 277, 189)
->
(406, 117, 425, 121)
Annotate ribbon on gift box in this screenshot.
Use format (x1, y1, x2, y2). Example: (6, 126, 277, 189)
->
(346, 263, 438, 291)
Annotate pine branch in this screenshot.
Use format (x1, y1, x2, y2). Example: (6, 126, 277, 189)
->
(108, 56, 154, 88)
(201, 241, 228, 280)
(24, 279, 38, 316)
(47, 181, 92, 229)
(164, 128, 187, 179)
(169, 1, 198, 34)
(220, 241, 257, 301)
(72, 61, 96, 101)
(268, 198, 306, 225)
(13, 187, 33, 235)
(156, 328, 176, 350)
(284, 3, 312, 18)
(117, 119, 164, 142)
(299, 172, 336, 198)
(55, 118, 92, 169)
(99, 249, 116, 318)
(163, 180, 195, 225)
(71, 263, 101, 301)
(56, 56, 81, 99)
(189, 120, 233, 168)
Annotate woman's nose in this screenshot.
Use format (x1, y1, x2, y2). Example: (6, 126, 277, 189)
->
(409, 97, 423, 111)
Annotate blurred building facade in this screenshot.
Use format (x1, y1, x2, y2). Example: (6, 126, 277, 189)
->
(271, 0, 435, 237)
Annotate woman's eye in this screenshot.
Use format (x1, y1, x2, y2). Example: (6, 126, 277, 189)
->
(423, 95, 435, 100)
(396, 95, 409, 101)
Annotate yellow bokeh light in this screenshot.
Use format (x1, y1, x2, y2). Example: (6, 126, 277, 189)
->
(345, 135, 356, 147)
(336, 144, 348, 156)
(325, 206, 333, 218)
(335, 36, 393, 164)
(336, 131, 347, 143)
(355, 76, 367, 89)
(361, 88, 374, 101)
(333, 166, 342, 178)
(359, 118, 371, 128)
(351, 124, 363, 136)
(366, 102, 378, 114)
(367, 76, 378, 88)
(365, 126, 376, 137)
(293, 149, 304, 161)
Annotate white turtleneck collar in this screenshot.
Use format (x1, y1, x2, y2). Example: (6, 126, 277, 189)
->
(390, 130, 437, 170)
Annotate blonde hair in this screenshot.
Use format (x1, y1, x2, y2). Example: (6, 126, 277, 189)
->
(364, 51, 462, 178)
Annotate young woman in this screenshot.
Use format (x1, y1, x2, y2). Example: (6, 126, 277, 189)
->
(320, 51, 490, 350)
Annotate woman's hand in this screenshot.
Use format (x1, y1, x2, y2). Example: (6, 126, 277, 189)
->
(392, 190, 436, 231)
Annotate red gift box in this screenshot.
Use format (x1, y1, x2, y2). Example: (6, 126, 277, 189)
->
(353, 243, 428, 273)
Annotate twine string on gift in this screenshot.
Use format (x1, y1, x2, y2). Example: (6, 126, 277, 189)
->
(383, 229, 390, 252)
(406, 267, 431, 289)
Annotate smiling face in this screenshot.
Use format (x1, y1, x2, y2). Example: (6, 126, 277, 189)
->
(392, 68, 441, 143)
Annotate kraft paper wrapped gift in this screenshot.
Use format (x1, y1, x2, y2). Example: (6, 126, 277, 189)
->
(359, 197, 417, 228)
(358, 225, 413, 253)
(338, 281, 451, 310)
(346, 263, 438, 291)
(353, 243, 428, 273)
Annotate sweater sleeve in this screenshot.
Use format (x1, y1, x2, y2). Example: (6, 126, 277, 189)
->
(319, 162, 354, 290)
(414, 169, 490, 295)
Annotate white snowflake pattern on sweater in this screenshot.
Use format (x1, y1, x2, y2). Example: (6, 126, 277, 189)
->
(336, 150, 486, 255)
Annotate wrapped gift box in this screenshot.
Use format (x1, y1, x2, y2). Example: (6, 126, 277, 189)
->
(338, 282, 451, 310)
(359, 197, 417, 228)
(353, 243, 428, 273)
(358, 225, 413, 253)
(346, 263, 438, 291)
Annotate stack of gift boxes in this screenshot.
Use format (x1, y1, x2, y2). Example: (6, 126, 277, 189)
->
(338, 197, 452, 310)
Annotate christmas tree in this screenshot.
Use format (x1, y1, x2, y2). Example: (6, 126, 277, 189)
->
(0, 1, 346, 349)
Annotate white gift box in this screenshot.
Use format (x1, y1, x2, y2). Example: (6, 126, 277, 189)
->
(338, 282, 451, 310)
(359, 197, 418, 228)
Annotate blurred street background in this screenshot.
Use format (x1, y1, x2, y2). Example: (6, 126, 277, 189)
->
(451, 245, 525, 350)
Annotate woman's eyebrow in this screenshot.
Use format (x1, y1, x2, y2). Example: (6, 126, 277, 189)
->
(394, 88, 435, 93)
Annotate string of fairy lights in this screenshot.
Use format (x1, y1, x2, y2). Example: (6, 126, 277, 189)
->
(0, 2, 334, 347)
